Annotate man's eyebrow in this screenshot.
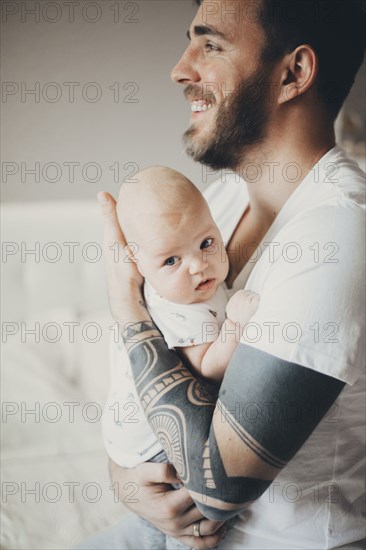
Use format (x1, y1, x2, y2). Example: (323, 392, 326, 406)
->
(186, 25, 227, 41)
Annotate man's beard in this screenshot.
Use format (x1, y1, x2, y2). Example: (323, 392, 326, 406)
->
(183, 65, 272, 171)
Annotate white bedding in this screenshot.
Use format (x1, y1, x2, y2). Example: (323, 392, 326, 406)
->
(1, 201, 136, 548)
(1, 288, 130, 547)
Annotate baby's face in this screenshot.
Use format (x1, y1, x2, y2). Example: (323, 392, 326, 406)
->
(135, 202, 229, 305)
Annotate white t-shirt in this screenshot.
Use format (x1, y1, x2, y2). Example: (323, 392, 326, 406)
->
(102, 283, 227, 467)
(104, 145, 365, 547)
(203, 145, 365, 549)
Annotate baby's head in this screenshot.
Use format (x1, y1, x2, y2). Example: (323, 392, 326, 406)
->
(117, 166, 229, 304)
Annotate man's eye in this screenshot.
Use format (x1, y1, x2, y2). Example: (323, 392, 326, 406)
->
(204, 43, 220, 53)
(200, 238, 214, 249)
(164, 256, 179, 267)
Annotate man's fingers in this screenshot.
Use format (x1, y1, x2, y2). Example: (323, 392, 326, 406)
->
(173, 524, 228, 550)
(163, 486, 197, 515)
(141, 462, 182, 486)
(97, 191, 126, 247)
(97, 191, 117, 219)
(184, 518, 225, 537)
(178, 504, 205, 528)
(179, 507, 224, 532)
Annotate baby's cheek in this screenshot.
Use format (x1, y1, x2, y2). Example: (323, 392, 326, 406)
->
(158, 278, 182, 304)
(218, 253, 229, 282)
(224, 255, 230, 277)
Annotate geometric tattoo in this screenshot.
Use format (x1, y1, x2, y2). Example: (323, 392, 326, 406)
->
(122, 320, 345, 520)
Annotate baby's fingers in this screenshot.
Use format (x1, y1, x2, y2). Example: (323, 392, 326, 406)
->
(226, 289, 260, 325)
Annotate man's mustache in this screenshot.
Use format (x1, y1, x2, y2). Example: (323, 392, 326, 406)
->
(184, 85, 216, 104)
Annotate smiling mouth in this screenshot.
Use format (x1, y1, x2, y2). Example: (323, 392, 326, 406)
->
(195, 278, 215, 291)
(191, 100, 214, 112)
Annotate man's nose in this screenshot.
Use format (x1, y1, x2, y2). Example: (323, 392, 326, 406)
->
(188, 255, 209, 275)
(171, 47, 200, 85)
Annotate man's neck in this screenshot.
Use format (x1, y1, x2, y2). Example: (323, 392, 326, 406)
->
(235, 117, 336, 223)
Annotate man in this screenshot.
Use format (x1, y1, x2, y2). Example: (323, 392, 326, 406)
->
(78, 1, 365, 548)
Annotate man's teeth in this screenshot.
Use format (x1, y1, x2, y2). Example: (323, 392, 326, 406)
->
(191, 102, 213, 112)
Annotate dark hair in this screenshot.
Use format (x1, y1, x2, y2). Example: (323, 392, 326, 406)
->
(194, 0, 365, 118)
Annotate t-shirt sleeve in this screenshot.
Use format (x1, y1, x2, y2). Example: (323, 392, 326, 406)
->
(241, 204, 365, 385)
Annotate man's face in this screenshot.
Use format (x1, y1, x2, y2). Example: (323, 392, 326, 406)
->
(171, 0, 273, 170)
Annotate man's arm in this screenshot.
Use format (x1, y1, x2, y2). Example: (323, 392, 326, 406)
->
(99, 192, 345, 521)
(122, 319, 345, 520)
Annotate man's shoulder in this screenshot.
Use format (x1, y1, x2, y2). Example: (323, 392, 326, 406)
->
(317, 145, 365, 205)
(276, 146, 365, 241)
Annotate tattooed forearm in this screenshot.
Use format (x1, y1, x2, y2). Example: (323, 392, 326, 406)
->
(122, 321, 270, 518)
(122, 320, 217, 486)
(122, 321, 345, 520)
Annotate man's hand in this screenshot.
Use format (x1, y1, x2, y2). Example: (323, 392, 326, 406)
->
(109, 459, 227, 550)
(97, 192, 144, 324)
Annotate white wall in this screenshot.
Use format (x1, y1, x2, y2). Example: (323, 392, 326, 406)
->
(1, 0, 218, 203)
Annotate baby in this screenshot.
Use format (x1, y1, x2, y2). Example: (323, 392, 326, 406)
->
(118, 166, 259, 380)
(102, 166, 259, 549)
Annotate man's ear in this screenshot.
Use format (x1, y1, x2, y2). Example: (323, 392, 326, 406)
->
(278, 45, 319, 105)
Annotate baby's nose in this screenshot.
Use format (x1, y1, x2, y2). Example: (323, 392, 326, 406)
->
(188, 255, 208, 275)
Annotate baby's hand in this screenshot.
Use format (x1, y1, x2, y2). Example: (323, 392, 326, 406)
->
(226, 290, 260, 326)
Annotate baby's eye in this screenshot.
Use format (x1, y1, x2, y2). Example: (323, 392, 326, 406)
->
(164, 256, 179, 267)
(200, 238, 214, 249)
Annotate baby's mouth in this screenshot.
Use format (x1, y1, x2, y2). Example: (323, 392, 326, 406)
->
(195, 278, 215, 291)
